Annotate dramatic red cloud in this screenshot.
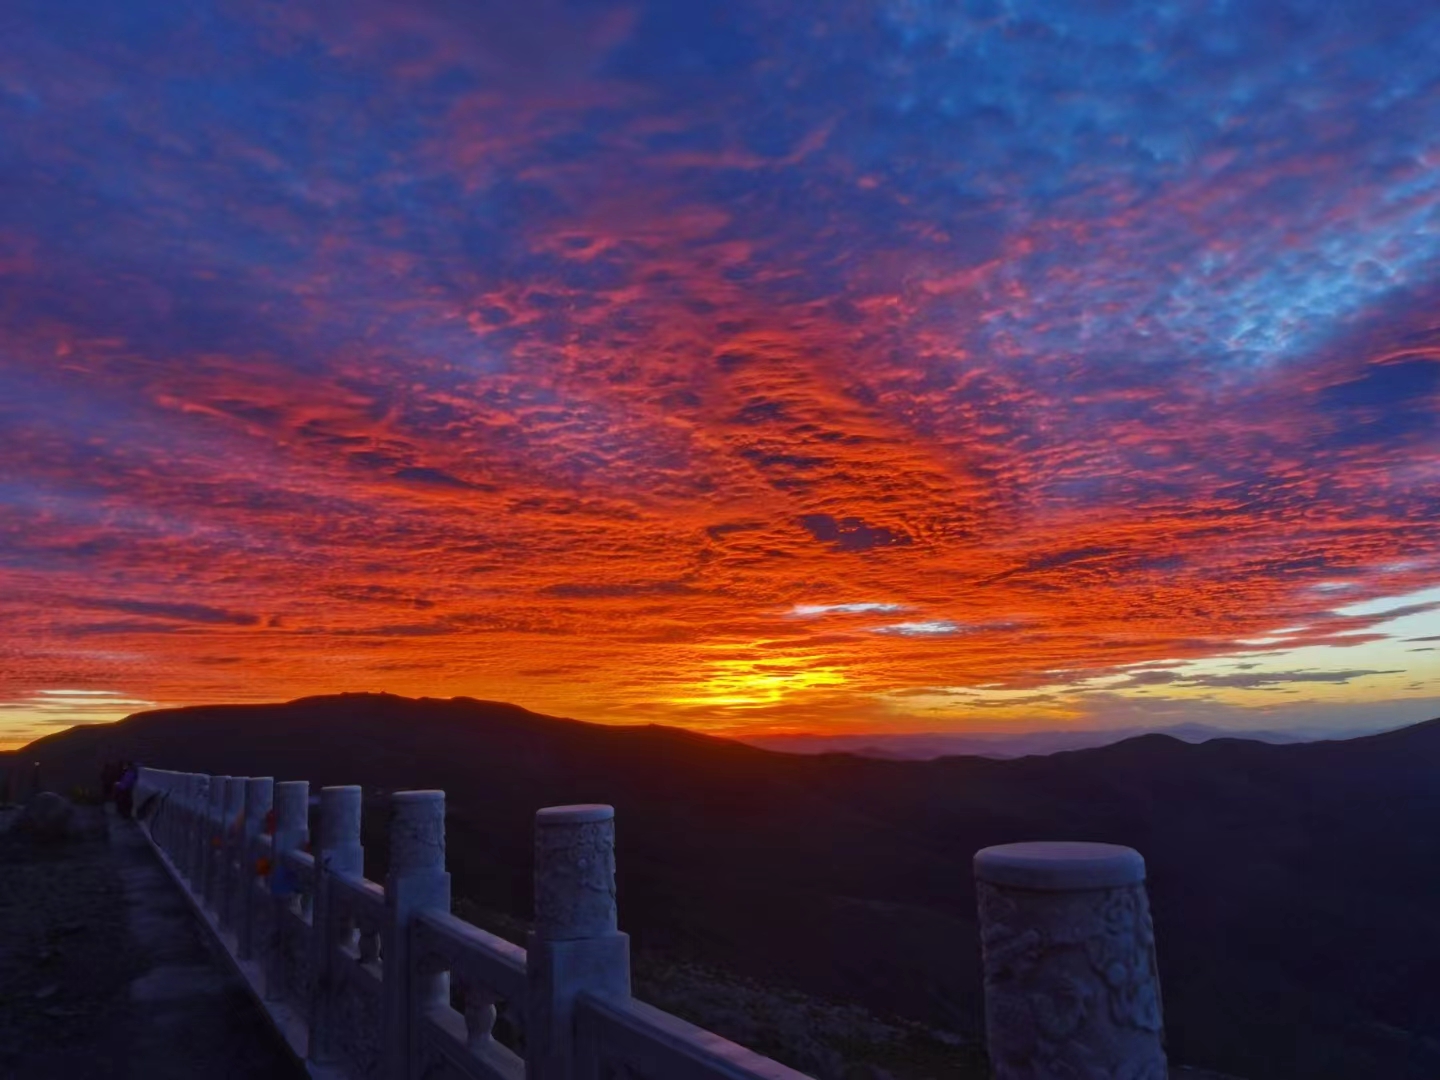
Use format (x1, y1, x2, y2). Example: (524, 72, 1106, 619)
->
(1, 0, 1438, 746)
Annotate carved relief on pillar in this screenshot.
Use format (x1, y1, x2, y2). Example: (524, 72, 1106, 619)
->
(534, 804, 617, 941)
(387, 791, 446, 874)
(975, 843, 1166, 1080)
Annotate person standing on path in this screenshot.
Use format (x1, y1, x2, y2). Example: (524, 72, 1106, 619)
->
(99, 760, 121, 806)
(114, 763, 137, 819)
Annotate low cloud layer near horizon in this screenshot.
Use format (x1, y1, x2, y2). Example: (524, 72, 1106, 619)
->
(1, 0, 1438, 747)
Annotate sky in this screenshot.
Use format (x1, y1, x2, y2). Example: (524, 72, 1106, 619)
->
(1, 0, 1438, 750)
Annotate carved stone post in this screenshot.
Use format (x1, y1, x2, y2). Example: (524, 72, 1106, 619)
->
(267, 780, 309, 1002)
(134, 766, 154, 816)
(145, 769, 163, 843)
(175, 775, 193, 882)
(239, 777, 274, 961)
(310, 785, 363, 1064)
(160, 771, 176, 850)
(175, 774, 187, 855)
(150, 769, 167, 843)
(204, 776, 232, 913)
(190, 775, 211, 896)
(219, 777, 247, 934)
(974, 842, 1166, 1080)
(170, 772, 184, 854)
(177, 773, 190, 876)
(525, 804, 631, 1080)
(186, 774, 205, 887)
(383, 791, 451, 1080)
(157, 771, 172, 853)
(171, 773, 185, 854)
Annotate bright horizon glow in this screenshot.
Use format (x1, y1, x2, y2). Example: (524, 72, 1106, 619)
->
(1, 1, 1438, 749)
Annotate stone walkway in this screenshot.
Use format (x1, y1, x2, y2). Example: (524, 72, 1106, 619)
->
(0, 804, 307, 1080)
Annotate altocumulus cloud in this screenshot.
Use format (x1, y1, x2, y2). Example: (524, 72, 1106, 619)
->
(1181, 669, 1405, 690)
(1113, 668, 1404, 690)
(77, 599, 261, 627)
(790, 603, 910, 617)
(871, 621, 962, 636)
(0, 0, 1436, 741)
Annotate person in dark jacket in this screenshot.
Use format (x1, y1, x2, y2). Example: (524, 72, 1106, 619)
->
(100, 760, 122, 805)
(115, 762, 137, 819)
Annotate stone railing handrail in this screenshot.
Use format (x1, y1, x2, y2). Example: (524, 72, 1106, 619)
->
(129, 767, 818, 1080)
(413, 908, 530, 1080)
(574, 992, 814, 1080)
(129, 765, 1169, 1079)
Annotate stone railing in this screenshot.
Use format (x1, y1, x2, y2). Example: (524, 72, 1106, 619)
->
(130, 766, 1169, 1080)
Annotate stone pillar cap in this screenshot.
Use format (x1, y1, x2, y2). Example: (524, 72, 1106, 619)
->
(393, 789, 444, 802)
(536, 804, 613, 825)
(975, 841, 1145, 890)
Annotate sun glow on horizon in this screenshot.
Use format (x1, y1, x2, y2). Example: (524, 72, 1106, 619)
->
(0, 690, 162, 751)
(667, 656, 849, 713)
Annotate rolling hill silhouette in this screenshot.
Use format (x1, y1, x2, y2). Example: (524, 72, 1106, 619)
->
(738, 722, 1345, 759)
(14, 694, 1440, 1080)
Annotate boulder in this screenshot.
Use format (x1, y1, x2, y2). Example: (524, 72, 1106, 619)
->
(20, 791, 76, 842)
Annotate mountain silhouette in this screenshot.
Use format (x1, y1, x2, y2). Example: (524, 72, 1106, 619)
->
(737, 722, 1350, 759)
(13, 694, 1440, 1080)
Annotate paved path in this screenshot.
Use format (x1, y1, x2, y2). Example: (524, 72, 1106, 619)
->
(0, 804, 307, 1080)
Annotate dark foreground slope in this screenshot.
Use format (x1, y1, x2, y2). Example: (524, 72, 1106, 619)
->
(20, 695, 1440, 1080)
(0, 806, 307, 1080)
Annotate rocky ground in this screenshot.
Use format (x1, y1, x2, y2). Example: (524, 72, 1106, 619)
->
(0, 800, 305, 1080)
(449, 898, 1239, 1080)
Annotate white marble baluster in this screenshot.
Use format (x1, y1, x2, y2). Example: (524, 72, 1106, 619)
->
(267, 780, 309, 1003)
(310, 785, 362, 1064)
(384, 789, 450, 1080)
(188, 773, 205, 889)
(974, 841, 1167, 1080)
(526, 804, 632, 1080)
(239, 777, 274, 961)
(203, 776, 231, 914)
(219, 777, 246, 934)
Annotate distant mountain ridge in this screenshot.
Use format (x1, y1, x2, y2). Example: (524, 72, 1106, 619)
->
(735, 721, 1394, 760)
(14, 693, 1440, 1080)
